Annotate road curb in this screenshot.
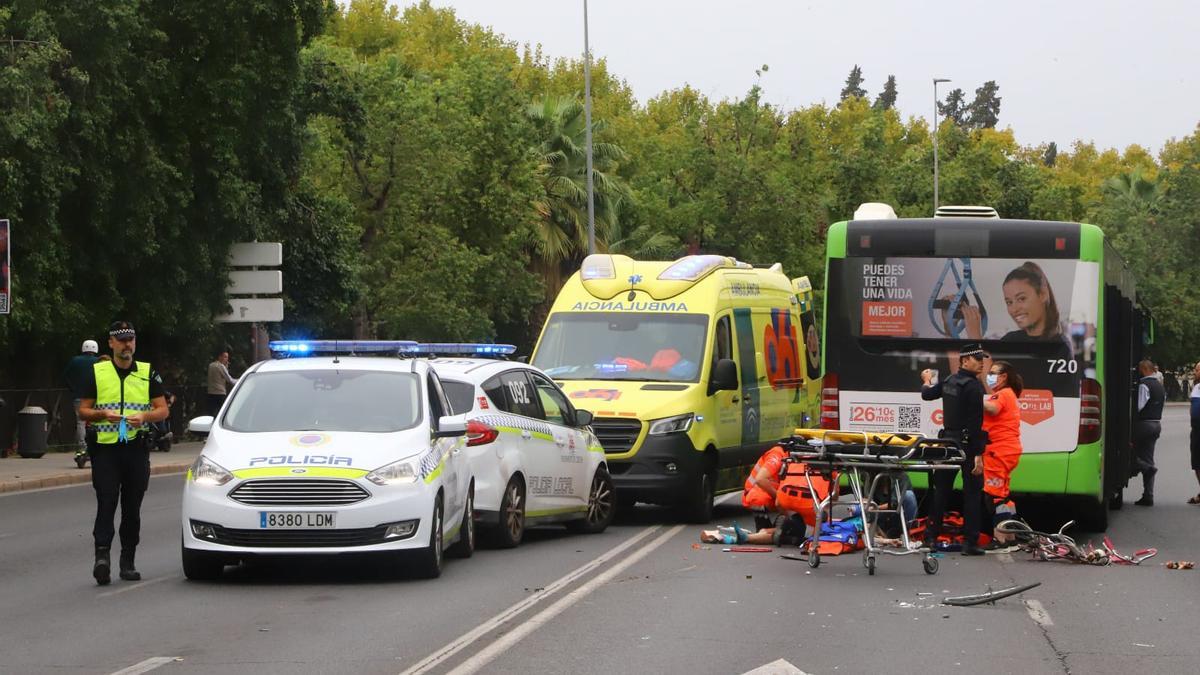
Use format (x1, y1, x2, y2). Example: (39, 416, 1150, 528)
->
(0, 461, 193, 494)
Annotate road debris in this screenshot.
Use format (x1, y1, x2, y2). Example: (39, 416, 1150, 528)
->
(1165, 560, 1194, 570)
(942, 582, 1042, 607)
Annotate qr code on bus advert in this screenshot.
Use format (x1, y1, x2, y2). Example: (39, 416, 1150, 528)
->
(898, 405, 922, 432)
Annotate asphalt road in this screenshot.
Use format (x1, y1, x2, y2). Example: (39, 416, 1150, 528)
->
(1, 406, 1197, 675)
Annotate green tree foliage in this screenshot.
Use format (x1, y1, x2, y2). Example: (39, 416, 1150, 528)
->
(873, 75, 898, 111)
(5, 2, 1200, 381)
(938, 88, 968, 126)
(840, 65, 866, 100)
(0, 0, 330, 385)
(967, 80, 1002, 129)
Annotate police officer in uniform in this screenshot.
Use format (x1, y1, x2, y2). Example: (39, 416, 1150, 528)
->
(78, 321, 170, 584)
(919, 343, 988, 556)
(1133, 359, 1166, 506)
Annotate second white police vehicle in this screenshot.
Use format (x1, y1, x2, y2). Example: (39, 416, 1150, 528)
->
(181, 340, 613, 581)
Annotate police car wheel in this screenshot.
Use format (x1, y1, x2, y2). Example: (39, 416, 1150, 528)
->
(566, 468, 614, 534)
(412, 497, 445, 579)
(181, 538, 224, 581)
(493, 477, 526, 549)
(448, 484, 475, 559)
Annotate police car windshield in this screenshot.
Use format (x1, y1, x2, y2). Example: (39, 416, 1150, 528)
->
(222, 371, 421, 433)
(533, 312, 708, 382)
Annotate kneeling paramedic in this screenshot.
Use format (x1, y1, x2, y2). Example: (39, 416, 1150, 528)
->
(78, 321, 170, 585)
(735, 445, 806, 546)
(920, 343, 987, 556)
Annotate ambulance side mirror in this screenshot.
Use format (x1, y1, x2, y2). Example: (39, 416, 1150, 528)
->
(709, 359, 739, 394)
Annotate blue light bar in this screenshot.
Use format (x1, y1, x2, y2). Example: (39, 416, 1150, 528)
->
(398, 343, 517, 357)
(268, 340, 418, 357)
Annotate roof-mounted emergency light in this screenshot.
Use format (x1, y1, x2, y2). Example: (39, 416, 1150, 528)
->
(398, 343, 517, 357)
(580, 254, 616, 280)
(268, 340, 418, 357)
(658, 255, 745, 282)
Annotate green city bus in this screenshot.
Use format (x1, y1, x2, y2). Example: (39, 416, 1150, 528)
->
(819, 205, 1150, 530)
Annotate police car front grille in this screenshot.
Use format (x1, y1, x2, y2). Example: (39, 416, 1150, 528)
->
(228, 479, 370, 506)
(591, 418, 642, 453)
(209, 524, 390, 548)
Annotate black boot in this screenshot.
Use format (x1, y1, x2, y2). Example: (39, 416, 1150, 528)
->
(119, 548, 141, 581)
(93, 546, 111, 586)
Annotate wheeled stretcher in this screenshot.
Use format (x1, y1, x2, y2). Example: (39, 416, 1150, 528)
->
(782, 429, 965, 575)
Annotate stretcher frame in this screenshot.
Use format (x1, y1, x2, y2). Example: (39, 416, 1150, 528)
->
(783, 429, 965, 576)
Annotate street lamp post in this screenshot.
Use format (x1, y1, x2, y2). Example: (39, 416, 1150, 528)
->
(933, 77, 951, 213)
(583, 0, 596, 255)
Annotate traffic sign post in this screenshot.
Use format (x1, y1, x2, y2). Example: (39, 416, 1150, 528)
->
(220, 242, 284, 361)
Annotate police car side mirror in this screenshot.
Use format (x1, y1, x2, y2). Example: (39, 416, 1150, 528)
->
(434, 415, 467, 438)
(188, 416, 214, 435)
(709, 358, 739, 394)
(575, 409, 594, 427)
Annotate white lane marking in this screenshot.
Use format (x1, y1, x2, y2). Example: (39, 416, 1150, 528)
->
(108, 656, 179, 674)
(97, 575, 177, 598)
(1024, 599, 1054, 628)
(715, 492, 741, 506)
(399, 525, 664, 675)
(446, 525, 685, 675)
(741, 658, 812, 675)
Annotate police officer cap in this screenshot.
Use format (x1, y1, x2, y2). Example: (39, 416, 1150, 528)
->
(108, 320, 136, 340)
(959, 342, 988, 358)
(81, 339, 99, 354)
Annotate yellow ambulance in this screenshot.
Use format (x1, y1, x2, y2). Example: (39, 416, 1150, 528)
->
(531, 254, 822, 522)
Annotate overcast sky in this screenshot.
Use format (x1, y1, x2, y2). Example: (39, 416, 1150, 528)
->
(427, 0, 1199, 154)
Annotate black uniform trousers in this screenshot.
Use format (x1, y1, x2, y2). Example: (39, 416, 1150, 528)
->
(91, 438, 151, 549)
(925, 437, 984, 544)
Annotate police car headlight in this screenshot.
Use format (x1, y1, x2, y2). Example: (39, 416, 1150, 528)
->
(648, 413, 694, 436)
(190, 456, 233, 487)
(367, 459, 419, 486)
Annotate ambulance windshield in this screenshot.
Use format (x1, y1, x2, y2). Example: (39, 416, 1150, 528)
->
(534, 312, 708, 382)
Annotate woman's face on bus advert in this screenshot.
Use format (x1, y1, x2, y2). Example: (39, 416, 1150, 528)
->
(1003, 278, 1047, 335)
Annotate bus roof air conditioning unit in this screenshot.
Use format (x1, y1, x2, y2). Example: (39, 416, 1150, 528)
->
(853, 202, 898, 220)
(934, 205, 999, 219)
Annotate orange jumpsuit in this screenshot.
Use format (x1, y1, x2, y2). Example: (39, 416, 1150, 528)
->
(981, 387, 1023, 500)
(742, 446, 787, 510)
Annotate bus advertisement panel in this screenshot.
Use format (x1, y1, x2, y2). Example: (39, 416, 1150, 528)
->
(826, 255, 1099, 454)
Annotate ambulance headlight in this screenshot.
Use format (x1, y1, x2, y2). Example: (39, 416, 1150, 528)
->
(367, 459, 419, 486)
(648, 413, 694, 436)
(190, 456, 233, 486)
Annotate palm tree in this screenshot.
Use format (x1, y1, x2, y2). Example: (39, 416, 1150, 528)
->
(526, 96, 630, 265)
(1102, 167, 1162, 215)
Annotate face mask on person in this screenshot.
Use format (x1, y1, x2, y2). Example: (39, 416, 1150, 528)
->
(986, 374, 1000, 388)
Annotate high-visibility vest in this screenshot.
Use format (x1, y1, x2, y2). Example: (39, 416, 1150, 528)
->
(92, 360, 152, 444)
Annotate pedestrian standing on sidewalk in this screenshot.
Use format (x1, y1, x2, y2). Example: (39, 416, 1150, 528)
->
(63, 340, 100, 455)
(1133, 359, 1166, 506)
(1188, 362, 1200, 506)
(206, 348, 237, 417)
(920, 343, 988, 555)
(78, 321, 170, 585)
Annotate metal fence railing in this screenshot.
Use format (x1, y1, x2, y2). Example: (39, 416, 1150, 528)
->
(0, 385, 209, 454)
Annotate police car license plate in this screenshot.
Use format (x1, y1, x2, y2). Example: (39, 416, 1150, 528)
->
(259, 512, 336, 529)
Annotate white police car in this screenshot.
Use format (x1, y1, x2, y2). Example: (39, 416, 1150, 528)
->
(181, 341, 475, 580)
(429, 347, 614, 547)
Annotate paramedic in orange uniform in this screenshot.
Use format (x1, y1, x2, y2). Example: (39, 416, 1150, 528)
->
(982, 359, 1024, 540)
(743, 446, 787, 530)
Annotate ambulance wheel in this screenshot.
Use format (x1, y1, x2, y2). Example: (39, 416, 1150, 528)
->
(412, 496, 444, 579)
(492, 477, 525, 549)
(448, 484, 475, 559)
(923, 555, 939, 575)
(566, 468, 614, 534)
(679, 469, 715, 524)
(181, 538, 225, 581)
